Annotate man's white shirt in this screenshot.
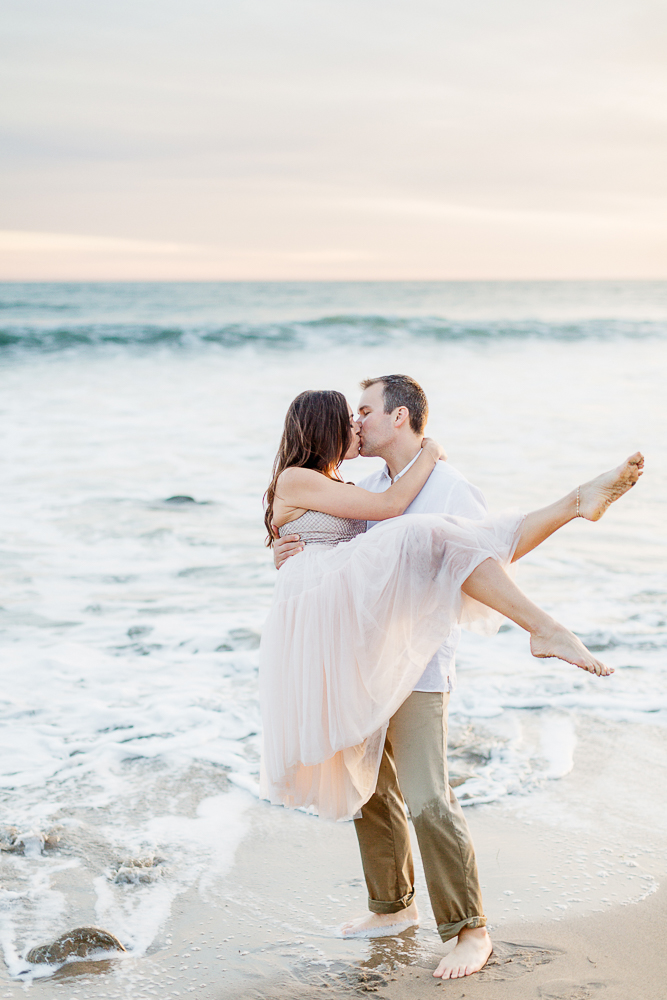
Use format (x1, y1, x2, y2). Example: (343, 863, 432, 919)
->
(357, 454, 488, 693)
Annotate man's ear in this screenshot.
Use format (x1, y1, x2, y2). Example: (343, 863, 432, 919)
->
(393, 406, 410, 429)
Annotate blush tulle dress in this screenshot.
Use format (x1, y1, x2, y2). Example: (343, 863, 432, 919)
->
(259, 508, 524, 821)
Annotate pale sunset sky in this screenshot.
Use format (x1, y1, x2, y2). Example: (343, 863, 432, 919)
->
(1, 0, 666, 280)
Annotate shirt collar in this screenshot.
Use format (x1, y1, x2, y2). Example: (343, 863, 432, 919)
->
(383, 450, 422, 484)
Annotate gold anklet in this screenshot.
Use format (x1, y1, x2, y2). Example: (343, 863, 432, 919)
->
(576, 486, 581, 517)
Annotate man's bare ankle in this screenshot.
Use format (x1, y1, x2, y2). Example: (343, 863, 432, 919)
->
(339, 900, 419, 938)
(459, 925, 489, 939)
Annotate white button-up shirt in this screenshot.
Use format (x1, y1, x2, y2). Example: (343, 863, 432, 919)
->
(357, 454, 488, 692)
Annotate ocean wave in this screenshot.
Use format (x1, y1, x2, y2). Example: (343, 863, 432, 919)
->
(1, 315, 666, 353)
(0, 300, 74, 312)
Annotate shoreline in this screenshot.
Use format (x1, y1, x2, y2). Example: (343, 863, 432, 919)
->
(1, 715, 665, 997)
(3, 797, 664, 1000)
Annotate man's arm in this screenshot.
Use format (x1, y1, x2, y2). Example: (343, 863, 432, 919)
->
(273, 531, 303, 569)
(272, 468, 485, 570)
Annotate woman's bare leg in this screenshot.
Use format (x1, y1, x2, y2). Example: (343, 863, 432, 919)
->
(462, 559, 612, 676)
(511, 451, 644, 562)
(432, 463, 642, 978)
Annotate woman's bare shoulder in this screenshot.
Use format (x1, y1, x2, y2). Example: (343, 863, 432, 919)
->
(276, 466, 323, 489)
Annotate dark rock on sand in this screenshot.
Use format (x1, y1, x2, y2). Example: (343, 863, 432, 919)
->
(27, 927, 126, 964)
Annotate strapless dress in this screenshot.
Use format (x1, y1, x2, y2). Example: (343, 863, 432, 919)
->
(277, 508, 367, 546)
(260, 507, 524, 821)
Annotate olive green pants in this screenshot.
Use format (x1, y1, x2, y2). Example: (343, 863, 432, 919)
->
(353, 691, 486, 943)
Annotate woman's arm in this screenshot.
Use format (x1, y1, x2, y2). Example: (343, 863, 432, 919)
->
(275, 440, 445, 524)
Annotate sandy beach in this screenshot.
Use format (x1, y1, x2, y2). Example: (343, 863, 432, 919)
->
(216, 719, 667, 1000)
(2, 713, 665, 999)
(2, 805, 663, 1000)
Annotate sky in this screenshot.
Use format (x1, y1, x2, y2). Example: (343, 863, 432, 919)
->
(1, 0, 666, 280)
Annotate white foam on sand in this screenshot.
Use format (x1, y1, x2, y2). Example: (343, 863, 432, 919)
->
(540, 713, 575, 779)
(87, 792, 252, 961)
(0, 631, 258, 979)
(335, 918, 419, 939)
(1, 791, 253, 981)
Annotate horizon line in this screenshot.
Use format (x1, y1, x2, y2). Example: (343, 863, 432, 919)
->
(1, 276, 667, 284)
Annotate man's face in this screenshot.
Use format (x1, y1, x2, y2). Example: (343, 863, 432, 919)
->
(357, 382, 397, 458)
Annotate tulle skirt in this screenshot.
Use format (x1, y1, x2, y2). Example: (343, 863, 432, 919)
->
(259, 510, 524, 821)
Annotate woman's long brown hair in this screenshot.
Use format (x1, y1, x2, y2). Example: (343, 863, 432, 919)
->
(264, 390, 350, 546)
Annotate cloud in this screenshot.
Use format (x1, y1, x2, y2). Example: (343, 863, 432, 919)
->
(0, 231, 197, 255)
(1, 0, 666, 278)
(0, 230, 375, 280)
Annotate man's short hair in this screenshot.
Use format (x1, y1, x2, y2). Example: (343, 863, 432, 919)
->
(360, 374, 429, 435)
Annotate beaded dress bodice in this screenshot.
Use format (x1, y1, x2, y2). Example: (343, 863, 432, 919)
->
(278, 510, 367, 547)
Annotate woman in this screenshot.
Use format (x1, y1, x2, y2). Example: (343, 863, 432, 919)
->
(260, 390, 643, 822)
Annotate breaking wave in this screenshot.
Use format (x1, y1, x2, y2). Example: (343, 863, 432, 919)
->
(2, 314, 666, 354)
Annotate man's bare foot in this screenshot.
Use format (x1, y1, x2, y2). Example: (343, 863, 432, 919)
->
(433, 926, 492, 979)
(339, 900, 419, 938)
(578, 452, 644, 521)
(530, 621, 613, 676)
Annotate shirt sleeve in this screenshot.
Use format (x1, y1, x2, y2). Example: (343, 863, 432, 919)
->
(447, 478, 489, 520)
(355, 474, 374, 491)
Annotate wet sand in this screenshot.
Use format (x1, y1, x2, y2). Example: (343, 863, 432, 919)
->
(2, 716, 665, 998)
(238, 887, 667, 1000)
(211, 792, 667, 1000)
(4, 800, 664, 1000)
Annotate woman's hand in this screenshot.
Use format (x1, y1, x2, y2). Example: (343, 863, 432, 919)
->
(421, 437, 447, 462)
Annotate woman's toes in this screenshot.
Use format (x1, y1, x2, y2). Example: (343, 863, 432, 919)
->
(588, 658, 612, 676)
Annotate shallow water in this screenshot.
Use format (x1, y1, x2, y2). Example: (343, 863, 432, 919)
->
(1, 280, 666, 980)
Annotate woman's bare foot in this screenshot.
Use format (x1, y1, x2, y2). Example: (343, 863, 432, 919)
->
(578, 452, 644, 521)
(530, 621, 613, 676)
(339, 900, 419, 938)
(433, 926, 493, 979)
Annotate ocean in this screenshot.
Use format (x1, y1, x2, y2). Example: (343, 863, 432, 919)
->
(1, 280, 666, 983)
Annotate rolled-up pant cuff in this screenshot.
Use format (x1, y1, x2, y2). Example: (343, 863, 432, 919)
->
(367, 888, 416, 915)
(437, 915, 487, 943)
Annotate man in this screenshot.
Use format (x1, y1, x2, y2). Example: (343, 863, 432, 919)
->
(273, 374, 493, 980)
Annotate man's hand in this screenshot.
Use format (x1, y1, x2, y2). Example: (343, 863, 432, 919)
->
(273, 531, 304, 569)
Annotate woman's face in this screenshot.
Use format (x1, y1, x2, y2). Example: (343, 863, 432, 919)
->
(343, 404, 361, 461)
